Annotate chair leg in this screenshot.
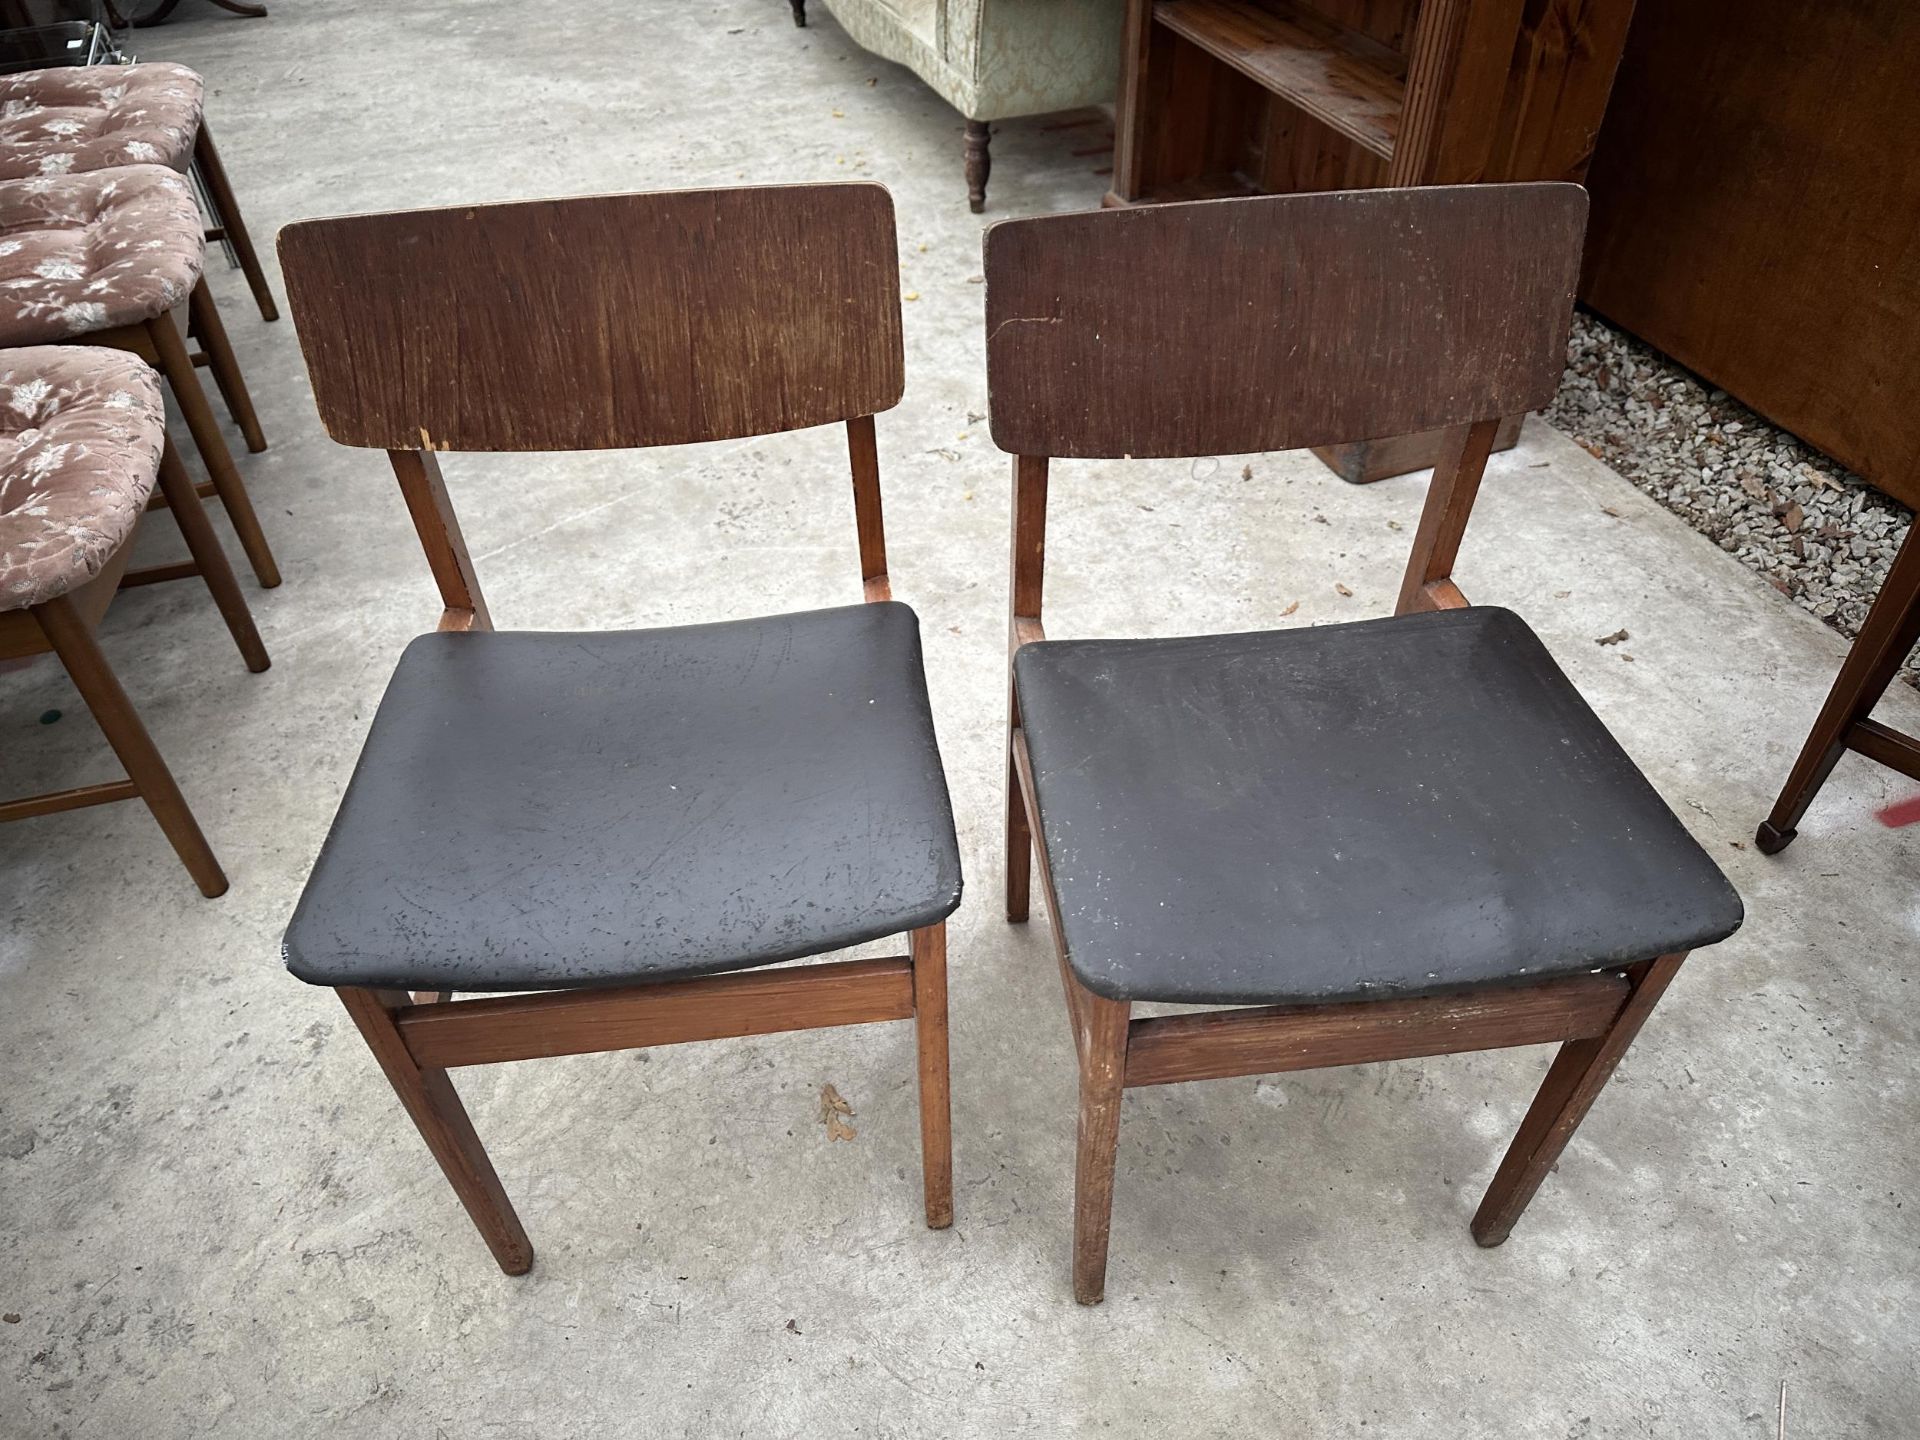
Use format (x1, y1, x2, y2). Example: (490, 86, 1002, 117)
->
(188, 277, 267, 453)
(193, 122, 279, 322)
(1006, 738, 1032, 922)
(1758, 517, 1920, 853)
(1072, 988, 1130, 1304)
(964, 119, 991, 214)
(145, 313, 281, 589)
(790, 0, 805, 24)
(32, 593, 227, 898)
(155, 438, 270, 674)
(336, 986, 534, 1276)
(1471, 954, 1687, 1248)
(911, 922, 953, 1229)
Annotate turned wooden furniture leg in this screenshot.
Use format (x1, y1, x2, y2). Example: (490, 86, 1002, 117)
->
(154, 438, 270, 674)
(336, 986, 534, 1276)
(193, 123, 279, 322)
(1758, 519, 1920, 853)
(188, 278, 266, 453)
(912, 922, 954, 1229)
(964, 119, 992, 214)
(33, 593, 227, 898)
(1471, 954, 1686, 1247)
(790, 0, 806, 25)
(144, 312, 281, 589)
(1073, 987, 1130, 1304)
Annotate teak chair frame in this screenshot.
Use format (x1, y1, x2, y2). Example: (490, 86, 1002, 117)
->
(0, 437, 269, 897)
(988, 184, 1692, 1304)
(277, 185, 951, 1276)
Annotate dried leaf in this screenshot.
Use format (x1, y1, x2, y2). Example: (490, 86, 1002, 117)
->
(1334, 583, 1353, 598)
(827, 1114, 857, 1143)
(1782, 502, 1804, 532)
(786, 1318, 802, 1334)
(1596, 628, 1630, 646)
(819, 1083, 854, 1121)
(1281, 600, 1300, 616)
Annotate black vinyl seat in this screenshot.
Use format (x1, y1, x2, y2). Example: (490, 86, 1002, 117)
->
(285, 601, 962, 993)
(1014, 605, 1743, 1007)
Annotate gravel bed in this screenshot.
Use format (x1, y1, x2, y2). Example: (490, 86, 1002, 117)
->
(1545, 311, 1914, 683)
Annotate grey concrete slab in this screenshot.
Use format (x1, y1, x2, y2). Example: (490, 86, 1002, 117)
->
(2, 2, 1915, 1436)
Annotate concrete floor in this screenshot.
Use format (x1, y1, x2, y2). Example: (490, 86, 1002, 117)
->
(3, 2, 1916, 1435)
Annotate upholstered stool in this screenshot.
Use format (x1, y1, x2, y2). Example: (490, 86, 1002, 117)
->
(0, 163, 277, 587)
(0, 60, 279, 321)
(0, 345, 267, 896)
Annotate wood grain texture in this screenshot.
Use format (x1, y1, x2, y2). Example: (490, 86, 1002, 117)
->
(1394, 416, 1501, 613)
(984, 183, 1585, 459)
(1123, 971, 1630, 1087)
(1155, 0, 1408, 160)
(1581, 0, 1920, 499)
(387, 447, 492, 632)
(1072, 989, 1131, 1304)
(278, 183, 906, 452)
(395, 956, 914, 1070)
(911, 924, 954, 1229)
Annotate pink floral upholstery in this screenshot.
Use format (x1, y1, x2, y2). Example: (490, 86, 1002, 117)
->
(0, 345, 166, 611)
(0, 63, 202, 181)
(0, 165, 204, 344)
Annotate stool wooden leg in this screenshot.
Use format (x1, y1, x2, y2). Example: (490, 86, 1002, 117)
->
(1471, 954, 1686, 1247)
(1758, 518, 1920, 852)
(155, 437, 269, 674)
(188, 277, 266, 453)
(193, 123, 279, 322)
(33, 593, 227, 898)
(1073, 989, 1129, 1304)
(911, 922, 954, 1230)
(145, 313, 281, 590)
(336, 986, 534, 1276)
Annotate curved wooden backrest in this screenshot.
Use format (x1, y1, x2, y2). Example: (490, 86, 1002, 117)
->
(984, 183, 1587, 460)
(278, 183, 906, 452)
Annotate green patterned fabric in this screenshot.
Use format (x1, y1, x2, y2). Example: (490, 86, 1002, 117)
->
(817, 0, 1122, 121)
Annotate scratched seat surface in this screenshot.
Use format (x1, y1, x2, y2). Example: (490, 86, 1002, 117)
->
(284, 602, 962, 992)
(1014, 605, 1743, 1006)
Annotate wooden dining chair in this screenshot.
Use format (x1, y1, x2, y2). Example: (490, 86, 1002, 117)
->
(985, 183, 1745, 1304)
(276, 182, 961, 1276)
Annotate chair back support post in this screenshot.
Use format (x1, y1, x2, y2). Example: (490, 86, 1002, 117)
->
(387, 447, 492, 632)
(1009, 453, 1049, 651)
(1395, 415, 1504, 615)
(278, 183, 910, 619)
(846, 414, 891, 602)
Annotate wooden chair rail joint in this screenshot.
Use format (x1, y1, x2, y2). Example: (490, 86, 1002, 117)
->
(1119, 969, 1633, 1089)
(392, 954, 916, 1069)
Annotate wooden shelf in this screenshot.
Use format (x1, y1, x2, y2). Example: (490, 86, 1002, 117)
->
(1152, 0, 1405, 161)
(1103, 173, 1263, 208)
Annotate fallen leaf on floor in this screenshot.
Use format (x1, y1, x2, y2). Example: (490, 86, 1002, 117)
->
(1782, 502, 1804, 532)
(1386, 520, 1402, 531)
(786, 1318, 802, 1334)
(820, 1085, 856, 1142)
(1621, 654, 1635, 662)
(967, 411, 984, 424)
(1240, 464, 1253, 480)
(1334, 583, 1353, 597)
(1596, 628, 1629, 646)
(1281, 600, 1299, 616)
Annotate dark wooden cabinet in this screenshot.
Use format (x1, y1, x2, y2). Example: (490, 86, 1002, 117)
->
(1581, 2, 1920, 506)
(1109, 0, 1637, 480)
